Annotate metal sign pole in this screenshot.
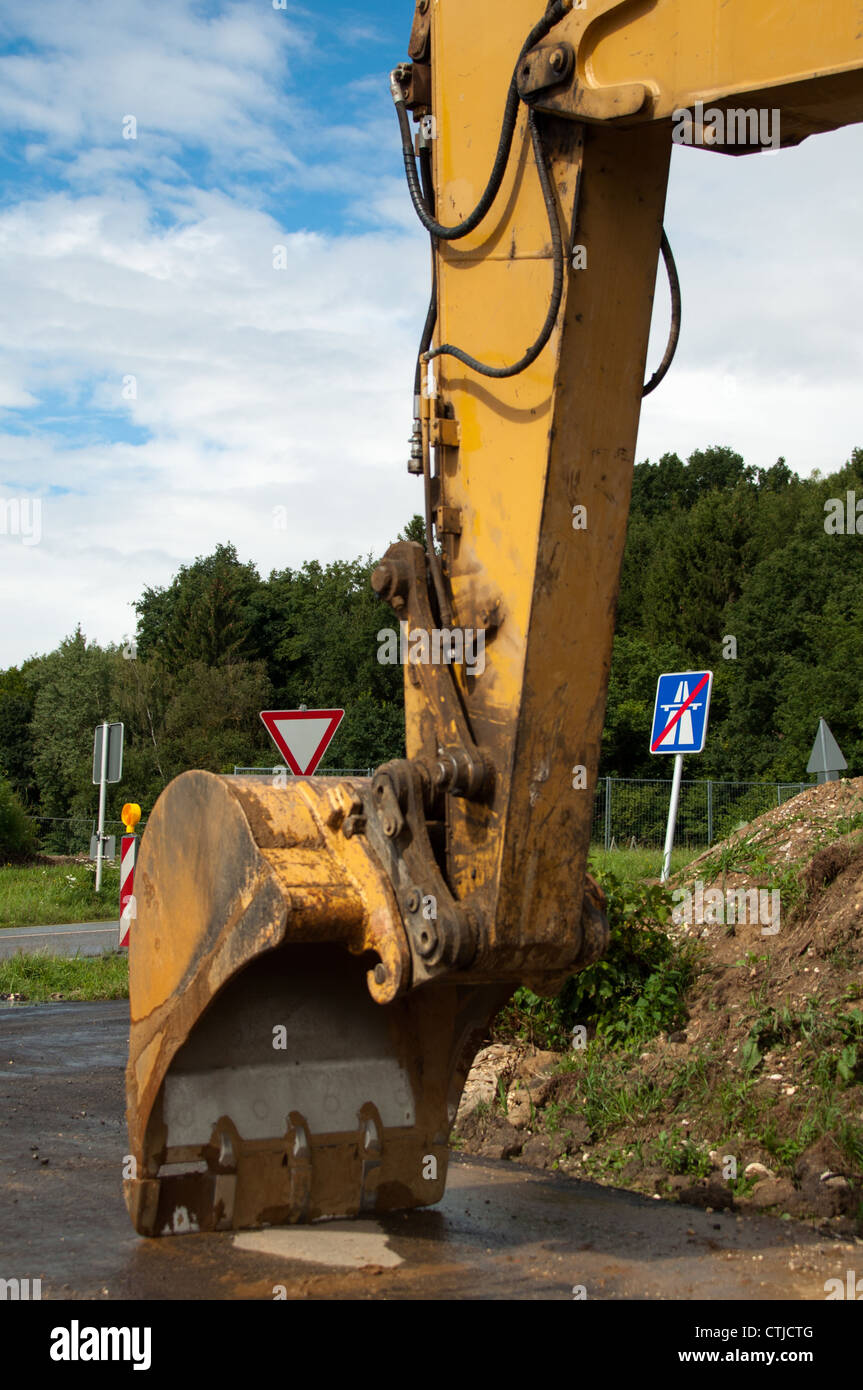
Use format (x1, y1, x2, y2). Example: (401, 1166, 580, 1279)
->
(95, 720, 108, 892)
(660, 752, 684, 883)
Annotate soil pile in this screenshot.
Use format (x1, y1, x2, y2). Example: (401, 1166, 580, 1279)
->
(453, 777, 863, 1235)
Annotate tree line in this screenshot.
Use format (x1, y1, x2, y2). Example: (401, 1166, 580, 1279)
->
(1, 447, 861, 835)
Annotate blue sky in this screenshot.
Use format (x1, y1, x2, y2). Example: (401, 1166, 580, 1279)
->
(1, 0, 862, 667)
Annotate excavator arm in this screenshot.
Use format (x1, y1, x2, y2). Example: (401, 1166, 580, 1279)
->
(124, 0, 863, 1236)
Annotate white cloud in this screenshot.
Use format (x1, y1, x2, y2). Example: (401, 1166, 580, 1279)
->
(638, 124, 863, 474)
(1, 2, 863, 668)
(0, 181, 428, 664)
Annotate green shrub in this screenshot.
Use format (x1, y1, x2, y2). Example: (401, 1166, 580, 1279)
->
(0, 776, 37, 862)
(494, 871, 699, 1050)
(560, 871, 698, 1045)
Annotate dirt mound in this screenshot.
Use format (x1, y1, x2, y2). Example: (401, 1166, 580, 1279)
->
(678, 774, 863, 892)
(453, 777, 863, 1233)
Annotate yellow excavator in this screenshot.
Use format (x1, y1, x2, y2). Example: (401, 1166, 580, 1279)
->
(124, 0, 863, 1236)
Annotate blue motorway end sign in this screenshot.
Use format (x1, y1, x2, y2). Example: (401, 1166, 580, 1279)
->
(650, 671, 713, 755)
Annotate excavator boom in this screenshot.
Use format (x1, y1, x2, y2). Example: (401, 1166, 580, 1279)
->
(125, 0, 863, 1235)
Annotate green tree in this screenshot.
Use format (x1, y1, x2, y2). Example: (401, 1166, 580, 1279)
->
(399, 514, 427, 547)
(135, 543, 263, 666)
(0, 774, 37, 861)
(0, 667, 36, 802)
(254, 556, 403, 712)
(29, 630, 118, 819)
(158, 658, 274, 774)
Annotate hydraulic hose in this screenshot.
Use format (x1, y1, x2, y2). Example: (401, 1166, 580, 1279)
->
(422, 109, 564, 379)
(391, 0, 571, 243)
(642, 230, 682, 397)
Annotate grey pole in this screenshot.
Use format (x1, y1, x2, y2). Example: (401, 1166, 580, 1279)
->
(707, 779, 713, 847)
(95, 721, 108, 892)
(661, 753, 684, 883)
(604, 776, 612, 852)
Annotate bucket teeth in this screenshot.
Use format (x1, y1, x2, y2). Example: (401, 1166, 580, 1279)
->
(124, 933, 506, 1235)
(125, 771, 509, 1235)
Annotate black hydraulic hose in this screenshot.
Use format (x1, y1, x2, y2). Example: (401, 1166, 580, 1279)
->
(397, 0, 682, 393)
(423, 110, 564, 379)
(414, 146, 438, 398)
(391, 0, 571, 243)
(642, 230, 682, 397)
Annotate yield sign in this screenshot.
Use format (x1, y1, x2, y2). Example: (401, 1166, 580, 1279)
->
(260, 709, 344, 776)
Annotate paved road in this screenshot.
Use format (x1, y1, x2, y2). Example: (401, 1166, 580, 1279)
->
(0, 921, 119, 958)
(0, 1000, 858, 1300)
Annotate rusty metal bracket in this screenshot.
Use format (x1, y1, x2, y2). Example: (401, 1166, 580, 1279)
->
(517, 0, 647, 123)
(407, 0, 431, 62)
(393, 60, 431, 113)
(362, 758, 480, 988)
(434, 505, 461, 536)
(518, 41, 575, 97)
(371, 540, 488, 800)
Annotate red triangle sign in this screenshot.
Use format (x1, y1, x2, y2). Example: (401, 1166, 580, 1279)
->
(260, 709, 345, 776)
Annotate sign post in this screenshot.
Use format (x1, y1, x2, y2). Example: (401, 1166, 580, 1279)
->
(661, 751, 685, 885)
(649, 671, 713, 882)
(91, 721, 124, 891)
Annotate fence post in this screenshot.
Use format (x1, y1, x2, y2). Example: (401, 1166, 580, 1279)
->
(604, 776, 612, 851)
(776, 784, 781, 807)
(707, 780, 713, 847)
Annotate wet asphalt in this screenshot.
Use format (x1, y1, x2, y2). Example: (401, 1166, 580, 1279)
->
(0, 1000, 858, 1300)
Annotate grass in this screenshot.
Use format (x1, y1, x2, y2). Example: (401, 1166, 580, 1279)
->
(588, 845, 698, 884)
(0, 951, 129, 1002)
(653, 1129, 713, 1177)
(517, 977, 863, 1195)
(551, 1042, 667, 1138)
(0, 860, 121, 928)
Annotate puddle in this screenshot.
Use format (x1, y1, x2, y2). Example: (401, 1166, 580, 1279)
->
(233, 1220, 403, 1269)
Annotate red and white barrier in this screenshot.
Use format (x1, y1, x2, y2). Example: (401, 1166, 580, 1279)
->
(119, 833, 137, 948)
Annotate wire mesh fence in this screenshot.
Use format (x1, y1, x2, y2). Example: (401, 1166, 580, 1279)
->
(591, 778, 811, 850)
(232, 767, 376, 778)
(23, 777, 813, 857)
(25, 816, 142, 857)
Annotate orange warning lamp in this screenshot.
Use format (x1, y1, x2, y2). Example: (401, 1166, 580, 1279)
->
(122, 803, 141, 834)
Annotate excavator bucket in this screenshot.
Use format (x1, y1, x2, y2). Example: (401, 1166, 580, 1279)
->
(124, 772, 511, 1235)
